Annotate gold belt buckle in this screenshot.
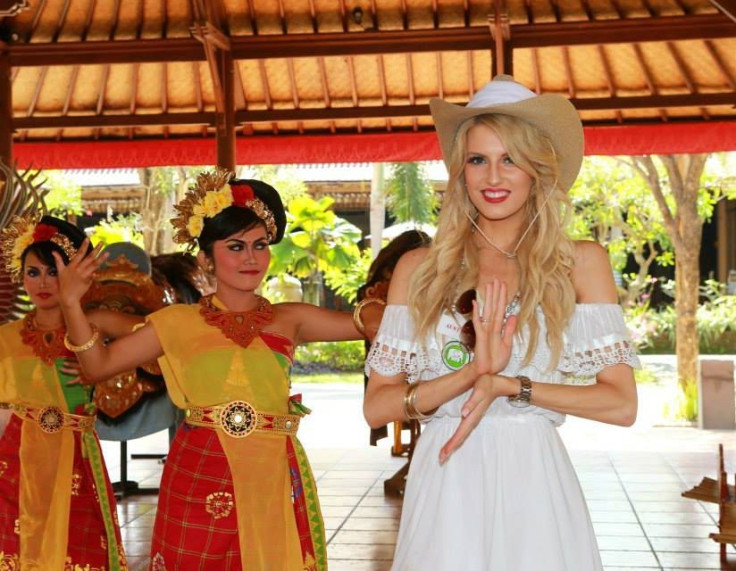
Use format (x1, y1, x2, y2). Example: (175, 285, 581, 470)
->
(37, 406, 65, 434)
(219, 401, 257, 438)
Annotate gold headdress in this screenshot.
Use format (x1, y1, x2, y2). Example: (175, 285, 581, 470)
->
(0, 214, 79, 283)
(171, 169, 278, 249)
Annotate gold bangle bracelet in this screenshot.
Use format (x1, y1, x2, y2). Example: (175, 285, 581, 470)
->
(353, 297, 386, 336)
(404, 382, 434, 421)
(63, 325, 100, 353)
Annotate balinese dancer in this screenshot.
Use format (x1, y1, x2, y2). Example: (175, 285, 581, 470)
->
(0, 215, 137, 570)
(56, 172, 372, 570)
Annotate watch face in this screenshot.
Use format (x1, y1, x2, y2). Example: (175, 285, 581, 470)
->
(507, 397, 531, 409)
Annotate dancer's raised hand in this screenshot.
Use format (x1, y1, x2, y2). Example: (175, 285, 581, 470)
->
(52, 239, 108, 308)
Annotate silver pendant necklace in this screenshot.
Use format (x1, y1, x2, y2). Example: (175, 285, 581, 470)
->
(468, 215, 518, 259)
(465, 186, 557, 259)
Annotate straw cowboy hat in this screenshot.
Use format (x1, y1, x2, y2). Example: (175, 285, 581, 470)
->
(429, 75, 584, 192)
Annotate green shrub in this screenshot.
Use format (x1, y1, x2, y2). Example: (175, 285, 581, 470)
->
(663, 380, 698, 422)
(624, 290, 736, 354)
(293, 340, 365, 373)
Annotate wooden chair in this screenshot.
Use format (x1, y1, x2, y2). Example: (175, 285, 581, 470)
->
(682, 443, 736, 564)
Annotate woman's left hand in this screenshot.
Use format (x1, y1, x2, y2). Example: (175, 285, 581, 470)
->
(439, 374, 510, 464)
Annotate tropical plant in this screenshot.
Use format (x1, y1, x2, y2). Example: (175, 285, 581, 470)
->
(385, 162, 438, 225)
(239, 165, 309, 205)
(43, 170, 84, 217)
(86, 213, 145, 248)
(569, 157, 672, 305)
(293, 340, 365, 373)
(269, 196, 362, 305)
(323, 248, 373, 303)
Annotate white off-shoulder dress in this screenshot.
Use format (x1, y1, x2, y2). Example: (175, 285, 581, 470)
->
(366, 304, 640, 571)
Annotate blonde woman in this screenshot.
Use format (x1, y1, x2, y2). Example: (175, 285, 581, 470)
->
(364, 75, 639, 570)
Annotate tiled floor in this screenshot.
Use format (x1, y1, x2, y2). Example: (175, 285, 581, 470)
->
(105, 377, 736, 570)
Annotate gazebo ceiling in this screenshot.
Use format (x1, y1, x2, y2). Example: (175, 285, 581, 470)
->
(1, 0, 735, 167)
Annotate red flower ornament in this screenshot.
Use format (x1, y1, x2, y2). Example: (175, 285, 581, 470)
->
(32, 224, 59, 243)
(231, 185, 255, 207)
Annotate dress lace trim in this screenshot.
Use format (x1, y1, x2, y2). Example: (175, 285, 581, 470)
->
(365, 303, 640, 383)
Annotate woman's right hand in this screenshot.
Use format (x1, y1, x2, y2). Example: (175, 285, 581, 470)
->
(471, 280, 517, 377)
(52, 239, 108, 308)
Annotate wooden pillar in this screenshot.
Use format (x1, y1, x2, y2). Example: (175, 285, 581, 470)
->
(490, 0, 512, 77)
(0, 44, 12, 174)
(216, 51, 235, 173)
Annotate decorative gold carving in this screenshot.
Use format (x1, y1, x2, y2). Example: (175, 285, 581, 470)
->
(0, 460, 7, 478)
(37, 406, 64, 433)
(219, 401, 257, 438)
(205, 491, 234, 520)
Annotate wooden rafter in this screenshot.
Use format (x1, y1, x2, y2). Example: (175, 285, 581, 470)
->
(704, 40, 736, 89)
(562, 47, 574, 98)
(346, 55, 361, 133)
(190, 0, 230, 114)
(490, 0, 512, 77)
(665, 41, 710, 119)
(28, 0, 46, 39)
(317, 57, 335, 134)
(377, 54, 390, 131)
(277, 0, 287, 34)
(710, 0, 736, 23)
(11, 92, 736, 131)
(531, 48, 541, 94)
(8, 15, 733, 67)
(406, 53, 417, 130)
(286, 58, 303, 134)
(597, 45, 623, 123)
(632, 43, 668, 122)
(466, 52, 474, 99)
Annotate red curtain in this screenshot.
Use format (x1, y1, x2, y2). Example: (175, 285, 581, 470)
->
(13, 122, 736, 169)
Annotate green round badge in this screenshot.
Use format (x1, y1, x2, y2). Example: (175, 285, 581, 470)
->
(442, 340, 471, 370)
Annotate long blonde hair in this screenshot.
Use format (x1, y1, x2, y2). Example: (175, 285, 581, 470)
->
(409, 114, 576, 368)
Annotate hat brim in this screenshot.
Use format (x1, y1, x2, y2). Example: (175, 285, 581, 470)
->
(430, 94, 584, 192)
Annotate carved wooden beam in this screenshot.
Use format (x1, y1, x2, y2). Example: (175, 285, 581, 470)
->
(7, 15, 734, 67)
(12, 92, 736, 130)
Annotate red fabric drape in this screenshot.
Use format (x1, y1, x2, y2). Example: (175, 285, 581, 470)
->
(12, 122, 736, 169)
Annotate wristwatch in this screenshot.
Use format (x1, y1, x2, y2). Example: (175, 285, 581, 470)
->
(507, 375, 532, 408)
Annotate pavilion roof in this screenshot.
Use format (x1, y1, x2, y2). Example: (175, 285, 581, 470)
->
(2, 0, 735, 168)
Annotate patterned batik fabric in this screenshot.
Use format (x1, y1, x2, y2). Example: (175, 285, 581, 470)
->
(0, 415, 127, 570)
(0, 415, 20, 567)
(150, 424, 242, 570)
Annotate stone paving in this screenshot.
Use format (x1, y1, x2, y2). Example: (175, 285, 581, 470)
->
(104, 356, 736, 570)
